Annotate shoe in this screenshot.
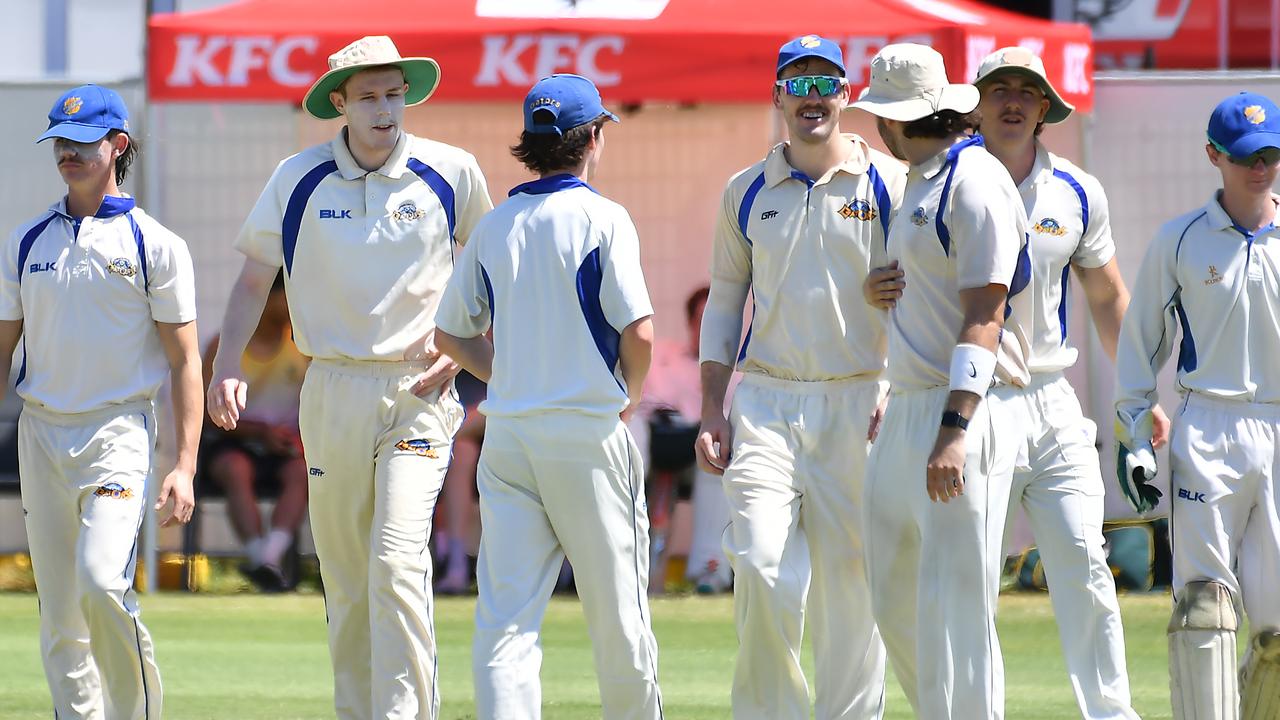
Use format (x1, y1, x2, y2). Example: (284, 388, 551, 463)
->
(241, 562, 288, 593)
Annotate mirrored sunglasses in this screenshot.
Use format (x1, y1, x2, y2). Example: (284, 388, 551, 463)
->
(775, 75, 846, 98)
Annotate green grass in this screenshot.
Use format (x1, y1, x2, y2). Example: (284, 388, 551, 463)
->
(0, 591, 1178, 719)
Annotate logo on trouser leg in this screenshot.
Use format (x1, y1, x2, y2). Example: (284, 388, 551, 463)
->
(394, 438, 439, 458)
(1177, 488, 1207, 503)
(94, 482, 134, 499)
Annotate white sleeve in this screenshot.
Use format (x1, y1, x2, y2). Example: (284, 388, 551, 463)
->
(1072, 175, 1116, 269)
(233, 161, 288, 268)
(950, 171, 1025, 291)
(0, 226, 23, 321)
(700, 182, 752, 366)
(434, 227, 492, 339)
(1114, 225, 1181, 439)
(452, 155, 494, 248)
(143, 219, 198, 324)
(599, 210, 653, 331)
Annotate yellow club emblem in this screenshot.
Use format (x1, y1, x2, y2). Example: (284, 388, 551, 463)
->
(63, 96, 83, 115)
(800, 35, 821, 49)
(1245, 105, 1266, 125)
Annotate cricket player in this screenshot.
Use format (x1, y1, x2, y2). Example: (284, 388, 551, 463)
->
(694, 35, 906, 719)
(852, 44, 1032, 719)
(1, 84, 201, 719)
(865, 47, 1169, 719)
(1115, 90, 1280, 720)
(207, 36, 492, 720)
(434, 73, 662, 719)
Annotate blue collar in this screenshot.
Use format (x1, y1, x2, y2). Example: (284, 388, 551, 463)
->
(508, 173, 598, 197)
(946, 134, 985, 165)
(54, 194, 137, 220)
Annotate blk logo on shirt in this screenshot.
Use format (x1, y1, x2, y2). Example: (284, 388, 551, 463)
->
(29, 261, 56, 274)
(319, 209, 352, 219)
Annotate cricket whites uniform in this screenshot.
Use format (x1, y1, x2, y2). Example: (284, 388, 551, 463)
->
(2, 195, 196, 719)
(236, 129, 491, 720)
(700, 136, 905, 719)
(1116, 193, 1280, 718)
(436, 174, 662, 719)
(863, 136, 1030, 720)
(1002, 145, 1139, 720)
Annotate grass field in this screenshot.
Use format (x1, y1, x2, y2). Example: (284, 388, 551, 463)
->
(0, 591, 1181, 718)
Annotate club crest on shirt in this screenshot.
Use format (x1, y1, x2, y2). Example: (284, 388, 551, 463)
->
(910, 206, 929, 226)
(1204, 265, 1224, 286)
(394, 438, 439, 458)
(393, 200, 427, 222)
(1032, 217, 1067, 236)
(838, 199, 877, 222)
(94, 482, 134, 500)
(63, 96, 83, 115)
(107, 257, 138, 278)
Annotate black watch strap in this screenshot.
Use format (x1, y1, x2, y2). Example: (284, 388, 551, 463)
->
(940, 410, 970, 430)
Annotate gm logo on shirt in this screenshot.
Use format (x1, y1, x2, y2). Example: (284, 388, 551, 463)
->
(319, 209, 352, 219)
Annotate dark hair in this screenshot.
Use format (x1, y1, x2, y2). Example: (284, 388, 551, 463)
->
(902, 109, 983, 139)
(1034, 121, 1045, 137)
(510, 113, 607, 176)
(107, 130, 138, 186)
(685, 285, 710, 322)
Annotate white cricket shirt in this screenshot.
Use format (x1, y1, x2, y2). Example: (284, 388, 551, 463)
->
(700, 135, 907, 382)
(885, 136, 1032, 390)
(236, 129, 493, 362)
(435, 174, 654, 419)
(1116, 192, 1280, 425)
(0, 196, 197, 414)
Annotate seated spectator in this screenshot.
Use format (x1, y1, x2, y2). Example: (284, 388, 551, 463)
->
(201, 273, 308, 591)
(435, 370, 486, 594)
(636, 286, 734, 593)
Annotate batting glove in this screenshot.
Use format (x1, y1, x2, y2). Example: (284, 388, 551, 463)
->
(1116, 439, 1161, 514)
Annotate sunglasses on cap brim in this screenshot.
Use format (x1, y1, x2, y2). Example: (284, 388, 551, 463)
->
(1210, 138, 1280, 167)
(775, 75, 846, 98)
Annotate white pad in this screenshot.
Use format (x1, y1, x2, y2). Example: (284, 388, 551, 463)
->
(1242, 631, 1280, 720)
(1168, 581, 1240, 720)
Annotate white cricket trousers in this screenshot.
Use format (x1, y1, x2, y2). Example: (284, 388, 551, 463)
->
(299, 359, 462, 720)
(1004, 372, 1138, 720)
(722, 374, 886, 720)
(865, 386, 1019, 720)
(19, 400, 162, 720)
(471, 414, 662, 720)
(1169, 393, 1280, 633)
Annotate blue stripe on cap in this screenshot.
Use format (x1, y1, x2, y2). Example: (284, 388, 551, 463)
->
(17, 214, 58, 282)
(282, 160, 339, 275)
(935, 136, 984, 254)
(867, 163, 892, 245)
(1052, 168, 1090, 235)
(407, 158, 456, 241)
(1057, 264, 1070, 344)
(575, 247, 623, 387)
(126, 214, 149, 291)
(479, 263, 494, 324)
(737, 172, 767, 247)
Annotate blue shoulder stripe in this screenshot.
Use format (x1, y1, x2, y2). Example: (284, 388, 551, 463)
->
(1052, 168, 1090, 235)
(479, 263, 495, 324)
(407, 158, 457, 241)
(866, 163, 892, 246)
(126, 214, 149, 291)
(935, 135, 984, 255)
(736, 172, 767, 247)
(282, 160, 339, 275)
(575, 247, 623, 387)
(17, 214, 58, 282)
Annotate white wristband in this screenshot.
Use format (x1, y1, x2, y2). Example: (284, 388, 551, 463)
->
(949, 343, 996, 396)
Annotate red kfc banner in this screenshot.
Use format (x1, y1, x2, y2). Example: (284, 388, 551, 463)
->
(148, 0, 1093, 112)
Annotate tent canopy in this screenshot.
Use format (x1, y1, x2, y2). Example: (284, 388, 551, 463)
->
(148, 0, 1093, 111)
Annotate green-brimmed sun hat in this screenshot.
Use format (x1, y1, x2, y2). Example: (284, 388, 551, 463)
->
(302, 35, 440, 120)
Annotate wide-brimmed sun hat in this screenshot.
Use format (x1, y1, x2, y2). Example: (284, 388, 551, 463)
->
(302, 35, 440, 120)
(850, 43, 978, 122)
(974, 46, 1074, 124)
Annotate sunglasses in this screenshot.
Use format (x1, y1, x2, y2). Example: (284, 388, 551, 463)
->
(1210, 138, 1280, 167)
(775, 75, 846, 98)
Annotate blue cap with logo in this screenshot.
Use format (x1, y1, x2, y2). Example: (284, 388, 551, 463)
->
(523, 74, 619, 136)
(1207, 91, 1280, 157)
(37, 84, 130, 144)
(777, 35, 846, 78)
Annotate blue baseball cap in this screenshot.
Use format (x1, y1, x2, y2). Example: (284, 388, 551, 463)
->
(37, 84, 130, 144)
(1207, 91, 1280, 157)
(777, 35, 846, 78)
(523, 74, 619, 136)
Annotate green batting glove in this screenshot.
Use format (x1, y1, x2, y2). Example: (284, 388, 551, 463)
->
(1116, 440, 1161, 514)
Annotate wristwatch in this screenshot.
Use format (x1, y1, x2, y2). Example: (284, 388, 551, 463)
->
(940, 410, 970, 430)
